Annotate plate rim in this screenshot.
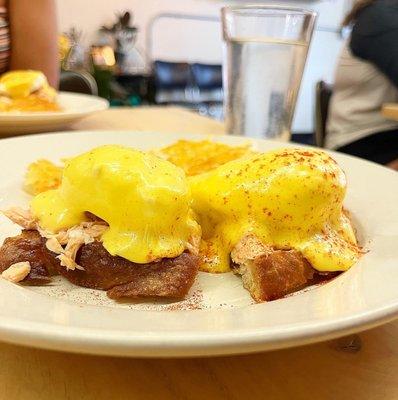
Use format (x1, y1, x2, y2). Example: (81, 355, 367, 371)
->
(0, 293, 396, 357)
(0, 129, 397, 357)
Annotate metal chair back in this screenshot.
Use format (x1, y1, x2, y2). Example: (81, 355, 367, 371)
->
(315, 80, 333, 147)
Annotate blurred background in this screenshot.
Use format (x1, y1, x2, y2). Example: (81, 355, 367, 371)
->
(56, 0, 353, 142)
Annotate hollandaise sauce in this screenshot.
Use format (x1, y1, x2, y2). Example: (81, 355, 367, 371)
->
(190, 148, 360, 273)
(31, 145, 200, 264)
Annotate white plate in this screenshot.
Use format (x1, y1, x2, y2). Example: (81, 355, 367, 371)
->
(0, 130, 397, 358)
(0, 92, 109, 135)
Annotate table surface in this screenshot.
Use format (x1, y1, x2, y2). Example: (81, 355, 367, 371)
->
(71, 106, 226, 135)
(2, 106, 398, 400)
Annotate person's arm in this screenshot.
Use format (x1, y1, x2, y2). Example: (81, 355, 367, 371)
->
(350, 2, 398, 88)
(9, 0, 59, 87)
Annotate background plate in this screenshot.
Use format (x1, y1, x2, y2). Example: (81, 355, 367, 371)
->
(0, 93, 109, 135)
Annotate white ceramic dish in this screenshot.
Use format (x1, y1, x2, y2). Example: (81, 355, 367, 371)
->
(0, 92, 109, 135)
(0, 130, 397, 358)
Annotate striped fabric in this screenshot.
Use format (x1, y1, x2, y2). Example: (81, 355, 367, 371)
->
(0, 6, 10, 74)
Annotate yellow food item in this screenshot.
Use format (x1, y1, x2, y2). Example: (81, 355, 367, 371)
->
(31, 145, 200, 264)
(24, 160, 63, 195)
(24, 140, 254, 195)
(156, 139, 255, 176)
(59, 34, 71, 63)
(0, 70, 47, 99)
(0, 70, 60, 111)
(6, 93, 60, 112)
(190, 148, 360, 273)
(0, 97, 9, 111)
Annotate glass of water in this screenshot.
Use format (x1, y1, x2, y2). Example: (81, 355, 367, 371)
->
(222, 6, 316, 140)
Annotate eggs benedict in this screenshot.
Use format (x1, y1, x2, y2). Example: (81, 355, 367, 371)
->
(190, 148, 360, 300)
(0, 141, 362, 304)
(31, 145, 200, 264)
(0, 70, 60, 112)
(0, 145, 201, 300)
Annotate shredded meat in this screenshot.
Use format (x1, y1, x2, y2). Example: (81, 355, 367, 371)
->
(40, 221, 109, 271)
(2, 207, 38, 230)
(2, 261, 31, 283)
(0, 230, 199, 299)
(0, 230, 59, 283)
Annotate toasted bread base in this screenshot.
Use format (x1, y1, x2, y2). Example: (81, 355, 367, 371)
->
(231, 234, 316, 302)
(0, 230, 199, 300)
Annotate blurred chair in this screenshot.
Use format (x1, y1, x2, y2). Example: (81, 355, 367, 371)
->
(154, 61, 192, 89)
(59, 70, 98, 96)
(315, 80, 333, 147)
(191, 63, 223, 119)
(153, 61, 192, 104)
(191, 62, 222, 102)
(191, 63, 222, 91)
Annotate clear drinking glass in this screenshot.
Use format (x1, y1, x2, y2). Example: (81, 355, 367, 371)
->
(222, 6, 317, 140)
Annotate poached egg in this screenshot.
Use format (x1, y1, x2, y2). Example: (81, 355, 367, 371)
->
(31, 145, 200, 264)
(190, 148, 360, 273)
(0, 70, 48, 99)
